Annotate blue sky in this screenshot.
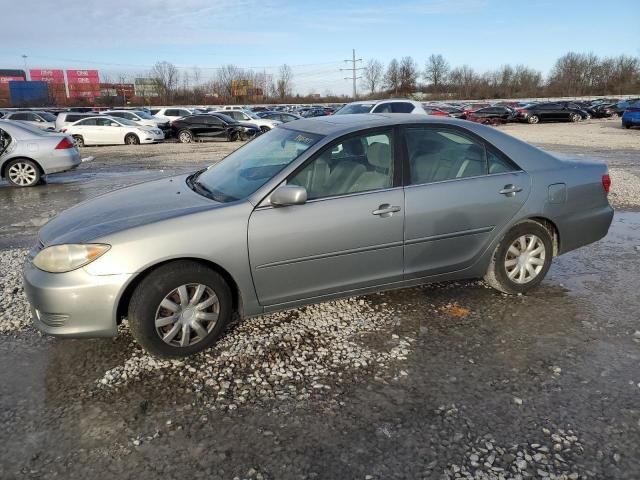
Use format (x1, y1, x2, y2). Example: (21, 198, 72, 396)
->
(1, 0, 638, 95)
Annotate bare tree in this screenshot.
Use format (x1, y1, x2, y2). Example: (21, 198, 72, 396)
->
(150, 61, 179, 103)
(276, 64, 294, 100)
(361, 59, 384, 94)
(384, 58, 400, 95)
(398, 56, 418, 95)
(424, 54, 449, 92)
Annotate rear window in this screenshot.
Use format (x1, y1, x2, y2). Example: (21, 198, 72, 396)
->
(334, 103, 375, 114)
(66, 114, 91, 122)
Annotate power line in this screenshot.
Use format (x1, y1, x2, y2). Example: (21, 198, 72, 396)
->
(340, 49, 364, 100)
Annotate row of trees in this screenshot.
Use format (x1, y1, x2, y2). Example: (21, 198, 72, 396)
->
(361, 52, 640, 100)
(146, 61, 294, 104)
(101, 51, 639, 106)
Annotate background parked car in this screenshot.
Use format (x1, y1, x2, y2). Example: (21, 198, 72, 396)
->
(103, 110, 169, 129)
(170, 113, 258, 143)
(591, 103, 617, 118)
(4, 111, 56, 130)
(0, 119, 80, 187)
(151, 107, 195, 124)
(212, 109, 281, 133)
(54, 112, 98, 132)
(613, 99, 640, 116)
(622, 107, 640, 129)
(256, 111, 302, 123)
(516, 102, 584, 124)
(64, 116, 164, 146)
(467, 106, 516, 125)
(334, 99, 427, 115)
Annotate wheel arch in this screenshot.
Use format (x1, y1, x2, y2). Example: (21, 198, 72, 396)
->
(1, 156, 44, 178)
(522, 216, 560, 256)
(115, 257, 243, 325)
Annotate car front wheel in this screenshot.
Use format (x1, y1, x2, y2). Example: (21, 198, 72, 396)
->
(484, 221, 553, 294)
(178, 130, 194, 143)
(527, 114, 539, 124)
(6, 159, 41, 187)
(128, 260, 233, 358)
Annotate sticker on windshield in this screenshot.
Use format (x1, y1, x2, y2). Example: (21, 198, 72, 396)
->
(294, 134, 315, 145)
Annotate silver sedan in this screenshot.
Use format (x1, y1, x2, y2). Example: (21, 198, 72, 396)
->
(0, 119, 81, 187)
(23, 114, 613, 357)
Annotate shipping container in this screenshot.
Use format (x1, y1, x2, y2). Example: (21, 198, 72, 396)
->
(9, 80, 49, 106)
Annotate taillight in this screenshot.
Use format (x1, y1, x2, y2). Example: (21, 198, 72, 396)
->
(55, 137, 74, 150)
(602, 174, 611, 193)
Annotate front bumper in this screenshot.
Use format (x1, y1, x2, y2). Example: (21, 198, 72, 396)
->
(23, 259, 132, 338)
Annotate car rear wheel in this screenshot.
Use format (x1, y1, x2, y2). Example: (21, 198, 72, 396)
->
(484, 221, 553, 294)
(527, 115, 539, 124)
(178, 130, 194, 143)
(570, 113, 581, 123)
(6, 159, 41, 187)
(623, 123, 631, 129)
(72, 135, 84, 147)
(128, 260, 233, 358)
(125, 133, 140, 145)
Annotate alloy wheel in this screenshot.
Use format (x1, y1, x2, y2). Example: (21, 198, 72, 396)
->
(154, 283, 220, 347)
(504, 234, 546, 284)
(179, 131, 193, 143)
(8, 162, 38, 186)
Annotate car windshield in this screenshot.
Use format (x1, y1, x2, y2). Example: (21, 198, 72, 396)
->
(245, 111, 261, 119)
(39, 112, 56, 121)
(134, 111, 154, 119)
(192, 128, 322, 202)
(334, 103, 374, 114)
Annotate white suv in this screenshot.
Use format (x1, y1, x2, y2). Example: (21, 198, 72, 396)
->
(150, 107, 194, 123)
(334, 99, 427, 115)
(213, 109, 281, 132)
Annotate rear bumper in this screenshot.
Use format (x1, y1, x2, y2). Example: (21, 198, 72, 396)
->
(23, 260, 131, 338)
(42, 149, 82, 175)
(558, 204, 614, 255)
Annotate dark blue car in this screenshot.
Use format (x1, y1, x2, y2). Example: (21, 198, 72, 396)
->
(622, 106, 640, 129)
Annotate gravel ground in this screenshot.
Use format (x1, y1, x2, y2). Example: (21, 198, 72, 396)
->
(1, 120, 640, 479)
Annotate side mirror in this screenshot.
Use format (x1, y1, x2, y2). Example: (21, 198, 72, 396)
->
(270, 185, 307, 207)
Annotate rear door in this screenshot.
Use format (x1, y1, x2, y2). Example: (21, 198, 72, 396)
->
(403, 125, 530, 279)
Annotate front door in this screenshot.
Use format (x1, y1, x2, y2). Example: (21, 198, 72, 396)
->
(403, 126, 531, 279)
(248, 128, 404, 307)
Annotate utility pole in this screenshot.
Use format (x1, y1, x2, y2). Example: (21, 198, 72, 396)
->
(341, 49, 363, 100)
(21, 54, 29, 80)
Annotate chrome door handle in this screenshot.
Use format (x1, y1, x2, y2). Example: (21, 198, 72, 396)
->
(372, 204, 401, 217)
(499, 184, 523, 196)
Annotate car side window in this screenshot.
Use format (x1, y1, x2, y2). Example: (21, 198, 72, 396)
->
(372, 103, 392, 113)
(11, 113, 28, 120)
(165, 109, 177, 116)
(77, 118, 97, 126)
(97, 118, 113, 126)
(289, 130, 394, 200)
(487, 148, 519, 174)
(406, 128, 488, 185)
(391, 102, 415, 113)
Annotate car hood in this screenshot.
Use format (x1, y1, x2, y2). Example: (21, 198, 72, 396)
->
(38, 174, 218, 245)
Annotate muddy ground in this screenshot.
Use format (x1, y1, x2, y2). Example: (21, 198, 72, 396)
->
(0, 119, 639, 479)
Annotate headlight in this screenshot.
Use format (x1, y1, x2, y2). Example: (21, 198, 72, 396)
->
(33, 244, 110, 273)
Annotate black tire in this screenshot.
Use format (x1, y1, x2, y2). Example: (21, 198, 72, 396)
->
(128, 260, 233, 358)
(527, 115, 539, 124)
(178, 129, 194, 143)
(570, 113, 581, 123)
(125, 133, 140, 145)
(623, 123, 631, 129)
(5, 158, 41, 187)
(229, 131, 239, 142)
(484, 221, 554, 295)
(260, 126, 271, 133)
(72, 135, 84, 147)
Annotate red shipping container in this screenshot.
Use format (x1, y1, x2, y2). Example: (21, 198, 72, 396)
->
(30, 69, 65, 84)
(66, 69, 100, 84)
(0, 76, 25, 84)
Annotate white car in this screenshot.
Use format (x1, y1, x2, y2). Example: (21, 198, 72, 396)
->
(102, 110, 168, 128)
(63, 116, 164, 146)
(334, 99, 427, 115)
(4, 111, 57, 130)
(54, 112, 97, 131)
(150, 107, 194, 124)
(212, 109, 281, 132)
